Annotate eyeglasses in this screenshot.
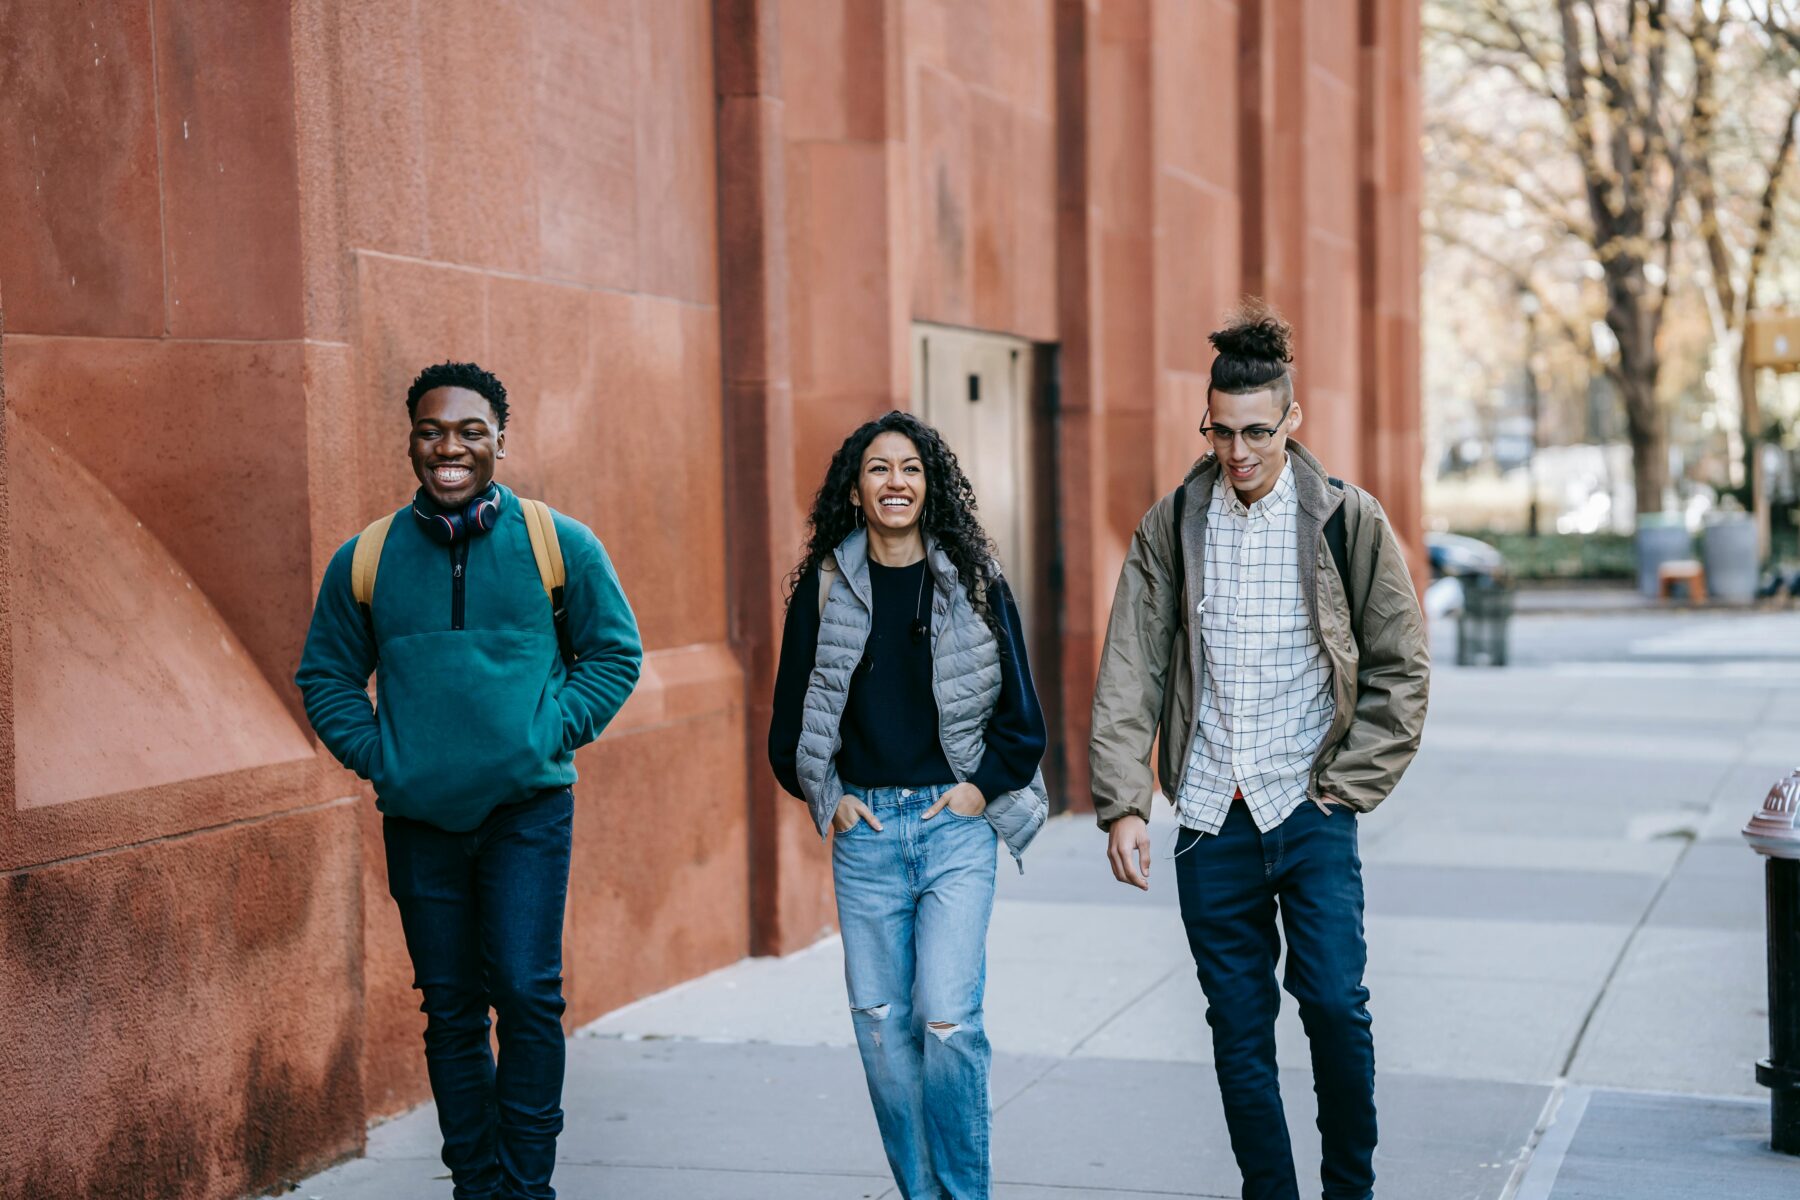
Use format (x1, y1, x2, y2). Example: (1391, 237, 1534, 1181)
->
(1199, 400, 1291, 449)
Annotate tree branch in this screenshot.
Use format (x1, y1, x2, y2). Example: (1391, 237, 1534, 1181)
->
(1745, 85, 1800, 315)
(1426, 224, 1599, 357)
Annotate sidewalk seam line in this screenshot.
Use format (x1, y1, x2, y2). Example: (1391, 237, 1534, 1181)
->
(1506, 1082, 1593, 1200)
(1065, 964, 1185, 1059)
(1554, 837, 1693, 1078)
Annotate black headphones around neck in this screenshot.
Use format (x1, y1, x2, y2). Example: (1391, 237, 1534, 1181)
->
(412, 486, 500, 544)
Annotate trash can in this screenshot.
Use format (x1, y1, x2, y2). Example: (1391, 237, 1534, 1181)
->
(1455, 576, 1514, 667)
(1635, 512, 1693, 598)
(1702, 512, 1758, 604)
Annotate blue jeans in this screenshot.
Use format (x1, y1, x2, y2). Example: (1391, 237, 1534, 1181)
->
(1174, 799, 1376, 1200)
(383, 786, 574, 1200)
(833, 783, 999, 1200)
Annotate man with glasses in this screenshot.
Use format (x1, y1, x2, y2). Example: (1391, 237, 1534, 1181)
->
(1088, 303, 1429, 1200)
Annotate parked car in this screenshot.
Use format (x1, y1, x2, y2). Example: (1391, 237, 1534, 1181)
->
(1424, 532, 1515, 666)
(1425, 531, 1513, 586)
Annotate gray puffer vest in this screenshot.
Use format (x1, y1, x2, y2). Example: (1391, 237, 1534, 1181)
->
(794, 529, 1049, 866)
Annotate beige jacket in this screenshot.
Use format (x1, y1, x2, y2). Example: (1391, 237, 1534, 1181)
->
(1089, 442, 1430, 827)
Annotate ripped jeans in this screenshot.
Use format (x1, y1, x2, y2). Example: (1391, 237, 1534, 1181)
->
(833, 783, 998, 1200)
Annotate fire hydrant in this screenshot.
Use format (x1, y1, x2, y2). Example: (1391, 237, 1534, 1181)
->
(1744, 768, 1800, 1155)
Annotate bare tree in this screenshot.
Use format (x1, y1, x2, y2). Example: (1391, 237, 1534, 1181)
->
(1428, 1, 1753, 513)
(1695, 3, 1800, 501)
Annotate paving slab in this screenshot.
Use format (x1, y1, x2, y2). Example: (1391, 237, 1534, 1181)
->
(1409, 749, 1734, 803)
(304, 1041, 1058, 1195)
(1645, 840, 1769, 932)
(1360, 829, 1684, 875)
(1365, 916, 1630, 985)
(1073, 957, 1594, 1084)
(1527, 1088, 1798, 1199)
(1397, 799, 1701, 842)
(1363, 864, 1661, 926)
(1074, 914, 1625, 1078)
(982, 901, 1191, 1057)
(993, 1058, 1546, 1200)
(1568, 928, 1769, 1098)
(1628, 615, 1800, 659)
(583, 937, 855, 1047)
(588, 898, 1188, 1060)
(303, 1159, 897, 1200)
(1425, 723, 1751, 768)
(300, 1044, 1546, 1200)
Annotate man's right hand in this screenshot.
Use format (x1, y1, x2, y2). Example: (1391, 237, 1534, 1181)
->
(832, 795, 883, 834)
(1106, 814, 1152, 890)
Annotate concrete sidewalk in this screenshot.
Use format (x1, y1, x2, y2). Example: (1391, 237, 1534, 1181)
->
(299, 612, 1800, 1199)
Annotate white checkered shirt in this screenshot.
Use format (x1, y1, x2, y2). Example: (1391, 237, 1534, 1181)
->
(1175, 459, 1336, 834)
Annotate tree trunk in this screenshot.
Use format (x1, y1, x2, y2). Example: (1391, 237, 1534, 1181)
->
(1741, 345, 1771, 560)
(1620, 369, 1669, 515)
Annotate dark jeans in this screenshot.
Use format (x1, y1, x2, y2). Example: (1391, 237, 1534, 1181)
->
(384, 786, 574, 1200)
(1174, 799, 1376, 1200)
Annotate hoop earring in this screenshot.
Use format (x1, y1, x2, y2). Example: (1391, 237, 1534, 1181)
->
(853, 504, 865, 528)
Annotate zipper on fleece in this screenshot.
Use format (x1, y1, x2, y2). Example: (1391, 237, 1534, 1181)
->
(451, 540, 469, 630)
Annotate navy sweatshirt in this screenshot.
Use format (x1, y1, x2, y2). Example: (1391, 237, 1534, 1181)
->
(768, 559, 1047, 802)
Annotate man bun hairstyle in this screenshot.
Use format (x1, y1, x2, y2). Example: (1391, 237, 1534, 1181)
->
(1207, 299, 1295, 399)
(406, 360, 511, 430)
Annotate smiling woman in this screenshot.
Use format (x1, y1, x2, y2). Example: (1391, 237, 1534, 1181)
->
(766, 410, 1051, 1199)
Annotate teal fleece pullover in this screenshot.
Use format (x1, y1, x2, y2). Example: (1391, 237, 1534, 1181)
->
(296, 485, 642, 831)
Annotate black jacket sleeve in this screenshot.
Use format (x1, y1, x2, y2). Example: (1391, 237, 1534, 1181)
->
(968, 576, 1048, 802)
(767, 567, 821, 799)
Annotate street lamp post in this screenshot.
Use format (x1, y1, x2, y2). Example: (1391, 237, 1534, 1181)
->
(1520, 289, 1542, 538)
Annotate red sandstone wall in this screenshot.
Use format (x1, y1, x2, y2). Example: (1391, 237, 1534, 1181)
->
(3, 0, 748, 1191)
(4, 0, 1422, 1191)
(1, 4, 364, 1195)
(906, 0, 1059, 343)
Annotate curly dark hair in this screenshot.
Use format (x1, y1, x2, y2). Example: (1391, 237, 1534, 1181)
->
(406, 361, 510, 429)
(788, 410, 1004, 637)
(1208, 298, 1295, 402)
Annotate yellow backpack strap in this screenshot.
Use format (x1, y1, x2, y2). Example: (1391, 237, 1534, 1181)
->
(817, 554, 839, 620)
(521, 499, 575, 663)
(350, 513, 396, 608)
(520, 499, 566, 597)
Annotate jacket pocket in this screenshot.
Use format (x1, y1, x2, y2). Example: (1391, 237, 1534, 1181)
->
(374, 629, 566, 822)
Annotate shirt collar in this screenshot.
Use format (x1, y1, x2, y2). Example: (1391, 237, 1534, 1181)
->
(1219, 456, 1295, 519)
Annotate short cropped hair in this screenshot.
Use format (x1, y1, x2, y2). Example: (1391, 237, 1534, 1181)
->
(405, 361, 510, 429)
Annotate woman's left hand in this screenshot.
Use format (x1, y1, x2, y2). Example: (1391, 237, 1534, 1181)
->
(923, 782, 986, 820)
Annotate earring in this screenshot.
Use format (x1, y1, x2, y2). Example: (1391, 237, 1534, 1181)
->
(853, 503, 864, 528)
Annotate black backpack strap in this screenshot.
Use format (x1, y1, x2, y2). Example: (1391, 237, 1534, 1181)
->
(1172, 483, 1188, 605)
(1324, 478, 1351, 602)
(1325, 478, 1364, 662)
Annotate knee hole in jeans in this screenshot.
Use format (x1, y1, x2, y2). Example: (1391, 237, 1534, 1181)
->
(851, 1002, 891, 1046)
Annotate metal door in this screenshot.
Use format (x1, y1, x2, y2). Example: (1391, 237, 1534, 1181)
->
(912, 324, 1037, 591)
(912, 323, 1064, 804)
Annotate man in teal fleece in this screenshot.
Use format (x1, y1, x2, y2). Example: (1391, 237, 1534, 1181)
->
(296, 360, 641, 1200)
